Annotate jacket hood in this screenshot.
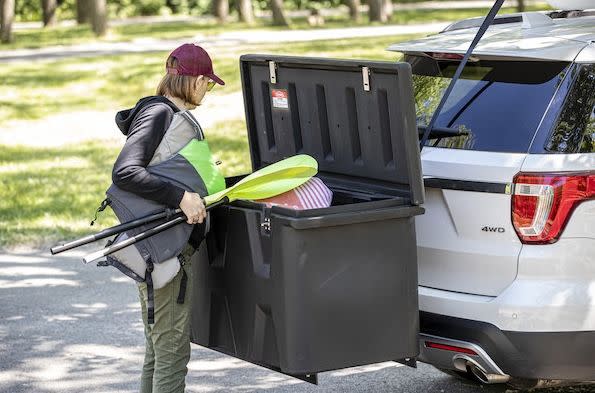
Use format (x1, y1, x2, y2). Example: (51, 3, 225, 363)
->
(115, 96, 179, 136)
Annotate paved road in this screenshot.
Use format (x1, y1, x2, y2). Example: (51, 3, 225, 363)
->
(0, 249, 593, 393)
(0, 22, 448, 63)
(0, 92, 246, 148)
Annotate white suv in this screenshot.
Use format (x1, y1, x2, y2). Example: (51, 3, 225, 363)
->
(389, 10, 595, 388)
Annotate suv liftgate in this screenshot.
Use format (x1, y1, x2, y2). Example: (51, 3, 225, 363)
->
(408, 56, 573, 297)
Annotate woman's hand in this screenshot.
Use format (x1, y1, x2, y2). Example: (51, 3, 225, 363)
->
(179, 191, 206, 225)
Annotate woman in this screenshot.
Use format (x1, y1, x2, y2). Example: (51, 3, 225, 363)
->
(111, 43, 225, 393)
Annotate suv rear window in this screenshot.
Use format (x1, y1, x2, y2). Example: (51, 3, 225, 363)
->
(546, 64, 595, 153)
(407, 55, 570, 153)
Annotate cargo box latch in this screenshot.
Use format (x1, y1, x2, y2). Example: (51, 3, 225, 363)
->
(260, 207, 272, 236)
(362, 66, 370, 91)
(269, 61, 277, 84)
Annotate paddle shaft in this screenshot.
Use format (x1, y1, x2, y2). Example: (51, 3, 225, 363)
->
(82, 197, 229, 264)
(51, 208, 182, 255)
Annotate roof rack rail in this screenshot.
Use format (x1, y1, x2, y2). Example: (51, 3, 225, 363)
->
(441, 14, 523, 33)
(442, 9, 595, 33)
(549, 9, 595, 19)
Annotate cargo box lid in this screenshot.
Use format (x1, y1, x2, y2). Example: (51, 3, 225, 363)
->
(239, 54, 424, 205)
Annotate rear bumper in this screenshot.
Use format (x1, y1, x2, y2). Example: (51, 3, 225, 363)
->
(418, 238, 595, 332)
(420, 312, 595, 381)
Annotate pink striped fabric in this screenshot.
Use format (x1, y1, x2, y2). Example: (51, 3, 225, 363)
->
(256, 177, 333, 210)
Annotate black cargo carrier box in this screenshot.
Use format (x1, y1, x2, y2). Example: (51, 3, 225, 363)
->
(190, 55, 425, 383)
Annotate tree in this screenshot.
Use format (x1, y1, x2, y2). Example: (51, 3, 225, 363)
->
(212, 0, 229, 22)
(76, 0, 91, 24)
(237, 0, 254, 24)
(90, 0, 107, 36)
(368, 0, 387, 22)
(345, 0, 360, 21)
(270, 0, 288, 26)
(0, 0, 14, 43)
(41, 0, 58, 27)
(517, 0, 525, 12)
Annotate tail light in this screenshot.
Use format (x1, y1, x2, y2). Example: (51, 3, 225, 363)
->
(512, 172, 595, 244)
(424, 52, 480, 62)
(425, 341, 478, 355)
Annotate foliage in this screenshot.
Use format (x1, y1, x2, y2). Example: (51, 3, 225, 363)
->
(111, 0, 169, 17)
(11, 1, 551, 22)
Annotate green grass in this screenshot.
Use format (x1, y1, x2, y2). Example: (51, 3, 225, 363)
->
(0, 51, 239, 124)
(0, 34, 409, 126)
(2, 20, 262, 50)
(0, 142, 119, 248)
(2, 5, 550, 50)
(0, 119, 250, 249)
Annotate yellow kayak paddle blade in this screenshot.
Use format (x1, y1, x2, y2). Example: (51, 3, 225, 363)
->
(204, 154, 318, 206)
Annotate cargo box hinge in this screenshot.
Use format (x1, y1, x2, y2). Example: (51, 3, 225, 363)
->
(362, 66, 370, 92)
(269, 61, 277, 84)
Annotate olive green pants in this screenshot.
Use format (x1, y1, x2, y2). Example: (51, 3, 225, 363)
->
(138, 253, 193, 393)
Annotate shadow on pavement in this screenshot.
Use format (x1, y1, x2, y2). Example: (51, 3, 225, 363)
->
(0, 249, 586, 393)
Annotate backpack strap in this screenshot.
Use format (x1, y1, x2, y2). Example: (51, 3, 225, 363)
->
(176, 254, 188, 304)
(180, 110, 205, 140)
(145, 257, 155, 325)
(90, 198, 111, 226)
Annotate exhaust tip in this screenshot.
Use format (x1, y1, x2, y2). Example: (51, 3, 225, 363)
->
(452, 355, 510, 385)
(467, 361, 510, 384)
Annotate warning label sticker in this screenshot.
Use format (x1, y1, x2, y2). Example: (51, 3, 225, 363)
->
(271, 89, 289, 109)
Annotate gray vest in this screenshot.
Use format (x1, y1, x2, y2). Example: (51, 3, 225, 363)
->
(106, 111, 216, 285)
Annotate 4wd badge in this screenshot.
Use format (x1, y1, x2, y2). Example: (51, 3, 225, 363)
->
(482, 226, 505, 233)
(271, 89, 289, 109)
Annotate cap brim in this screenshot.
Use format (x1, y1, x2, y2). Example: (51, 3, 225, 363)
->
(208, 73, 225, 86)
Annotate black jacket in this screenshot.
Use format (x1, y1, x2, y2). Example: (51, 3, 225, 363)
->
(112, 96, 185, 207)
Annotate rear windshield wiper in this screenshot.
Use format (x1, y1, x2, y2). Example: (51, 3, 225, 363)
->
(417, 125, 468, 140)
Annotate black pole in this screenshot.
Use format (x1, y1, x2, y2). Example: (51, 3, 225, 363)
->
(50, 208, 182, 255)
(419, 0, 504, 150)
(82, 197, 229, 264)
(83, 216, 187, 264)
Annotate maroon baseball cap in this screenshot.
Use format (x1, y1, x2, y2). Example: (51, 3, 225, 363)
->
(166, 43, 225, 86)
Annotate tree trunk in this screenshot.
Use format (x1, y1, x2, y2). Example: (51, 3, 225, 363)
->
(0, 0, 15, 43)
(345, 0, 360, 21)
(237, 0, 254, 24)
(42, 0, 58, 27)
(90, 0, 107, 36)
(166, 0, 180, 14)
(213, 0, 229, 22)
(517, 0, 525, 12)
(270, 0, 288, 26)
(76, 0, 91, 24)
(368, 0, 387, 22)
